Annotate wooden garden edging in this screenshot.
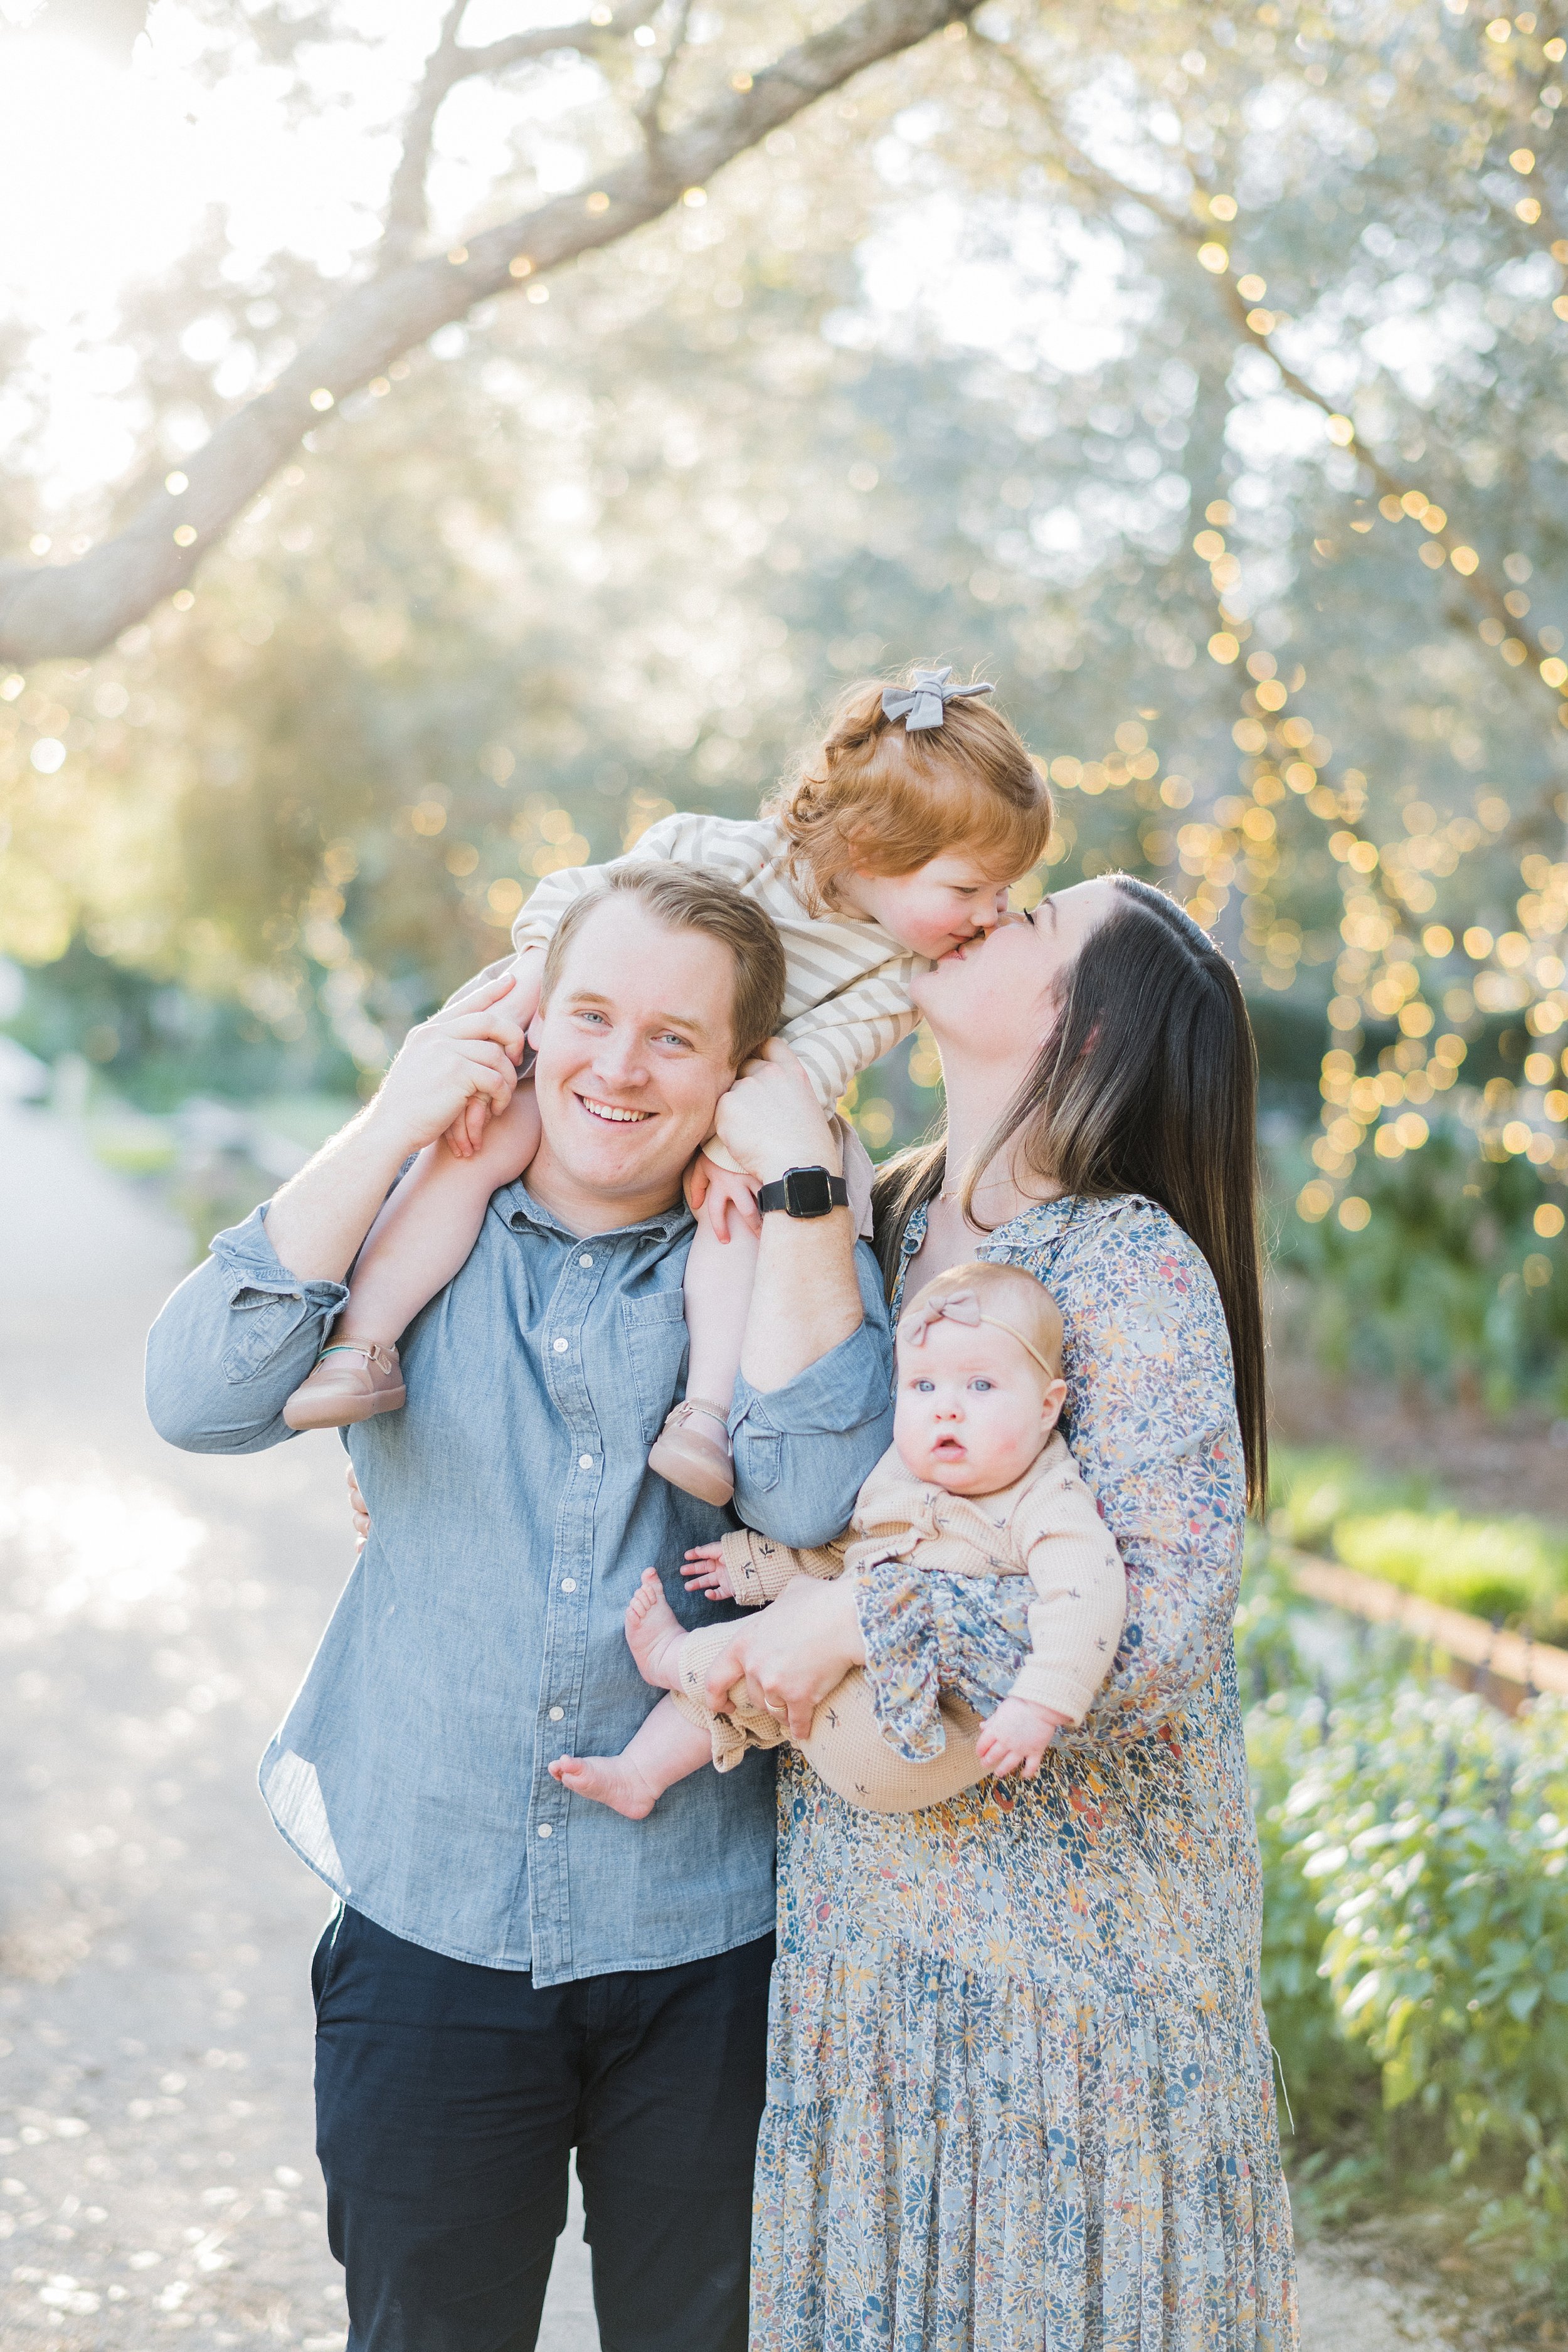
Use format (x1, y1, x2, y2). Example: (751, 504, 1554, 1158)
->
(1283, 1548, 1568, 1711)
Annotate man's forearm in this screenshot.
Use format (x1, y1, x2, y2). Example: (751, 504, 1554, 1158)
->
(265, 1110, 414, 1285)
(740, 1207, 862, 1392)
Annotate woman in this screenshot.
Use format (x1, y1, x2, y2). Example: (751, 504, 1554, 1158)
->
(708, 874, 1296, 2351)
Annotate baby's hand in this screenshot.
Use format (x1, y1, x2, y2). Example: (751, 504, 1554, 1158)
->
(975, 1695, 1069, 1780)
(691, 1153, 761, 1245)
(681, 1543, 736, 1601)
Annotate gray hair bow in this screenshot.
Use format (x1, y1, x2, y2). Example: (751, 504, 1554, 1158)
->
(881, 665, 995, 732)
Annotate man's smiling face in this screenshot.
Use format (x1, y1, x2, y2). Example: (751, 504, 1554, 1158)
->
(526, 894, 740, 1226)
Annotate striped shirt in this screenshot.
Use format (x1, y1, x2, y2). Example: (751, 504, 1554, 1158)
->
(512, 811, 921, 1111)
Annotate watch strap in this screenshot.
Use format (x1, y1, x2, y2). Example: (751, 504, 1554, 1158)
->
(756, 1166, 850, 1218)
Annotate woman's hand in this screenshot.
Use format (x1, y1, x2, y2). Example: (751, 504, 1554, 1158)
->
(974, 1694, 1067, 1779)
(712, 1039, 839, 1188)
(680, 1543, 735, 1601)
(346, 1462, 370, 1552)
(701, 1572, 864, 1739)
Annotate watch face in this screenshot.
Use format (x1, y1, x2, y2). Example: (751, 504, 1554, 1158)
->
(784, 1166, 834, 1218)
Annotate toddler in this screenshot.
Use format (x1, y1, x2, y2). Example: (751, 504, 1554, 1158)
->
(548, 1261, 1127, 1819)
(283, 666, 1052, 1510)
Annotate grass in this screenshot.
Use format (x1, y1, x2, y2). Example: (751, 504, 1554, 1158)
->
(1269, 1446, 1568, 1640)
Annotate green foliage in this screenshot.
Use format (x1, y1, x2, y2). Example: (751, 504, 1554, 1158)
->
(1267, 1444, 1568, 1634)
(1335, 1510, 1568, 1638)
(1241, 1545, 1568, 2286)
(1273, 1120, 1568, 1409)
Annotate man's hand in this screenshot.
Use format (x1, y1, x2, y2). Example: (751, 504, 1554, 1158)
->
(680, 1542, 735, 1601)
(974, 1694, 1067, 1780)
(713, 1039, 839, 1188)
(367, 974, 531, 1163)
(346, 1463, 370, 1553)
(701, 1572, 863, 1740)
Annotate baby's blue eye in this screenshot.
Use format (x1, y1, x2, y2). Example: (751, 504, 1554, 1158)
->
(914, 1379, 935, 1393)
(970, 1378, 993, 1392)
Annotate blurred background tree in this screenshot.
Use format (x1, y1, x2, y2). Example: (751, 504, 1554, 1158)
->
(0, 0, 1564, 1405)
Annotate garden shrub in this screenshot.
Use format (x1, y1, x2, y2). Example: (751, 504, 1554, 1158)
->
(1242, 1549, 1568, 2283)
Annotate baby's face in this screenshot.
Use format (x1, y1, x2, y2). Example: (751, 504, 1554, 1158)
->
(893, 1316, 1066, 1497)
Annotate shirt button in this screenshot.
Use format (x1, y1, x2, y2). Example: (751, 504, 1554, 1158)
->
(561, 1577, 577, 1592)
(579, 1254, 593, 1268)
(553, 1337, 569, 1353)
(537, 1822, 553, 1838)
(578, 1454, 593, 1470)
(548, 1705, 564, 1722)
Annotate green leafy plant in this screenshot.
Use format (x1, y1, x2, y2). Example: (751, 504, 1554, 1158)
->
(1241, 1548, 1568, 2292)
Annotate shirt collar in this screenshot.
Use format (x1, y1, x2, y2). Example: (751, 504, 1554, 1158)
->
(498, 1177, 692, 1246)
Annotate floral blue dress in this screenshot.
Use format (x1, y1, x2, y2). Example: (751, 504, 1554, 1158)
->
(750, 1194, 1298, 2352)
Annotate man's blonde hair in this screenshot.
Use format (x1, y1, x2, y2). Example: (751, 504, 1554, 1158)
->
(539, 865, 787, 1069)
(769, 666, 1052, 915)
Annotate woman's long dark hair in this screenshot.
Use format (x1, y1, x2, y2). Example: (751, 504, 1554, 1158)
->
(874, 876, 1268, 1512)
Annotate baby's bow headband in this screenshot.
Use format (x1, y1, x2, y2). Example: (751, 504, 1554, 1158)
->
(900, 1288, 1058, 1380)
(881, 665, 995, 733)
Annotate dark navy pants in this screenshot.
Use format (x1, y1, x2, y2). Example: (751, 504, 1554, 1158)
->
(312, 1905, 773, 2352)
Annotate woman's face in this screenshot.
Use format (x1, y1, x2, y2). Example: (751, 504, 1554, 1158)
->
(910, 878, 1119, 1067)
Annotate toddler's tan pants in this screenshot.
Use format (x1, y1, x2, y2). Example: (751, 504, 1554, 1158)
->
(669, 1623, 989, 1814)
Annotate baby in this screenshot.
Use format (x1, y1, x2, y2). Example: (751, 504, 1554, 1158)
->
(280, 665, 1052, 1511)
(549, 1262, 1127, 1818)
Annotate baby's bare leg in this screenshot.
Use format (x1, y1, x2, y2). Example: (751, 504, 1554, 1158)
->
(548, 1698, 712, 1821)
(333, 1081, 541, 1346)
(647, 1216, 759, 1505)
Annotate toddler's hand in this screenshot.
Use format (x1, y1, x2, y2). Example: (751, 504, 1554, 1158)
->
(681, 1543, 736, 1601)
(694, 1154, 761, 1244)
(975, 1695, 1068, 1780)
(444, 1094, 494, 1160)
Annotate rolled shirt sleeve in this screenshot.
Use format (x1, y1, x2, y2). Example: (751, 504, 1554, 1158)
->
(145, 1207, 348, 1455)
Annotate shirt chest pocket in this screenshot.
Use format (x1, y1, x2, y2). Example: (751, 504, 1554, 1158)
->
(618, 1290, 690, 1442)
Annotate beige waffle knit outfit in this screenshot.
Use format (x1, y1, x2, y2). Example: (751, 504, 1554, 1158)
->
(669, 1431, 1126, 1814)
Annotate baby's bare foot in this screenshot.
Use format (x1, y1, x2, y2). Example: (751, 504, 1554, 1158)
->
(548, 1752, 661, 1820)
(625, 1568, 689, 1692)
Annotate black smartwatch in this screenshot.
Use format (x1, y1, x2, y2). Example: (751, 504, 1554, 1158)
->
(756, 1164, 849, 1219)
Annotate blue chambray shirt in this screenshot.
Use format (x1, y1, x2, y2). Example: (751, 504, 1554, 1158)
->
(145, 1182, 893, 1985)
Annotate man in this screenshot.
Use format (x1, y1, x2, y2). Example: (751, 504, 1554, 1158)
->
(146, 866, 894, 2352)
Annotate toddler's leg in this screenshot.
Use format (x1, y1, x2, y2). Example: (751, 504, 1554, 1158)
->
(281, 1082, 542, 1431)
(548, 1698, 712, 1821)
(647, 1215, 760, 1507)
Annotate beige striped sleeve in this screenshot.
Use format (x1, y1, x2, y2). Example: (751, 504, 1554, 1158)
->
(1007, 1439, 1128, 1724)
(510, 812, 766, 954)
(778, 959, 921, 1110)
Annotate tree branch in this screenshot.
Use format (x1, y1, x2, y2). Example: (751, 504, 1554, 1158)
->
(977, 30, 1568, 734)
(380, 0, 473, 270)
(0, 0, 978, 664)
